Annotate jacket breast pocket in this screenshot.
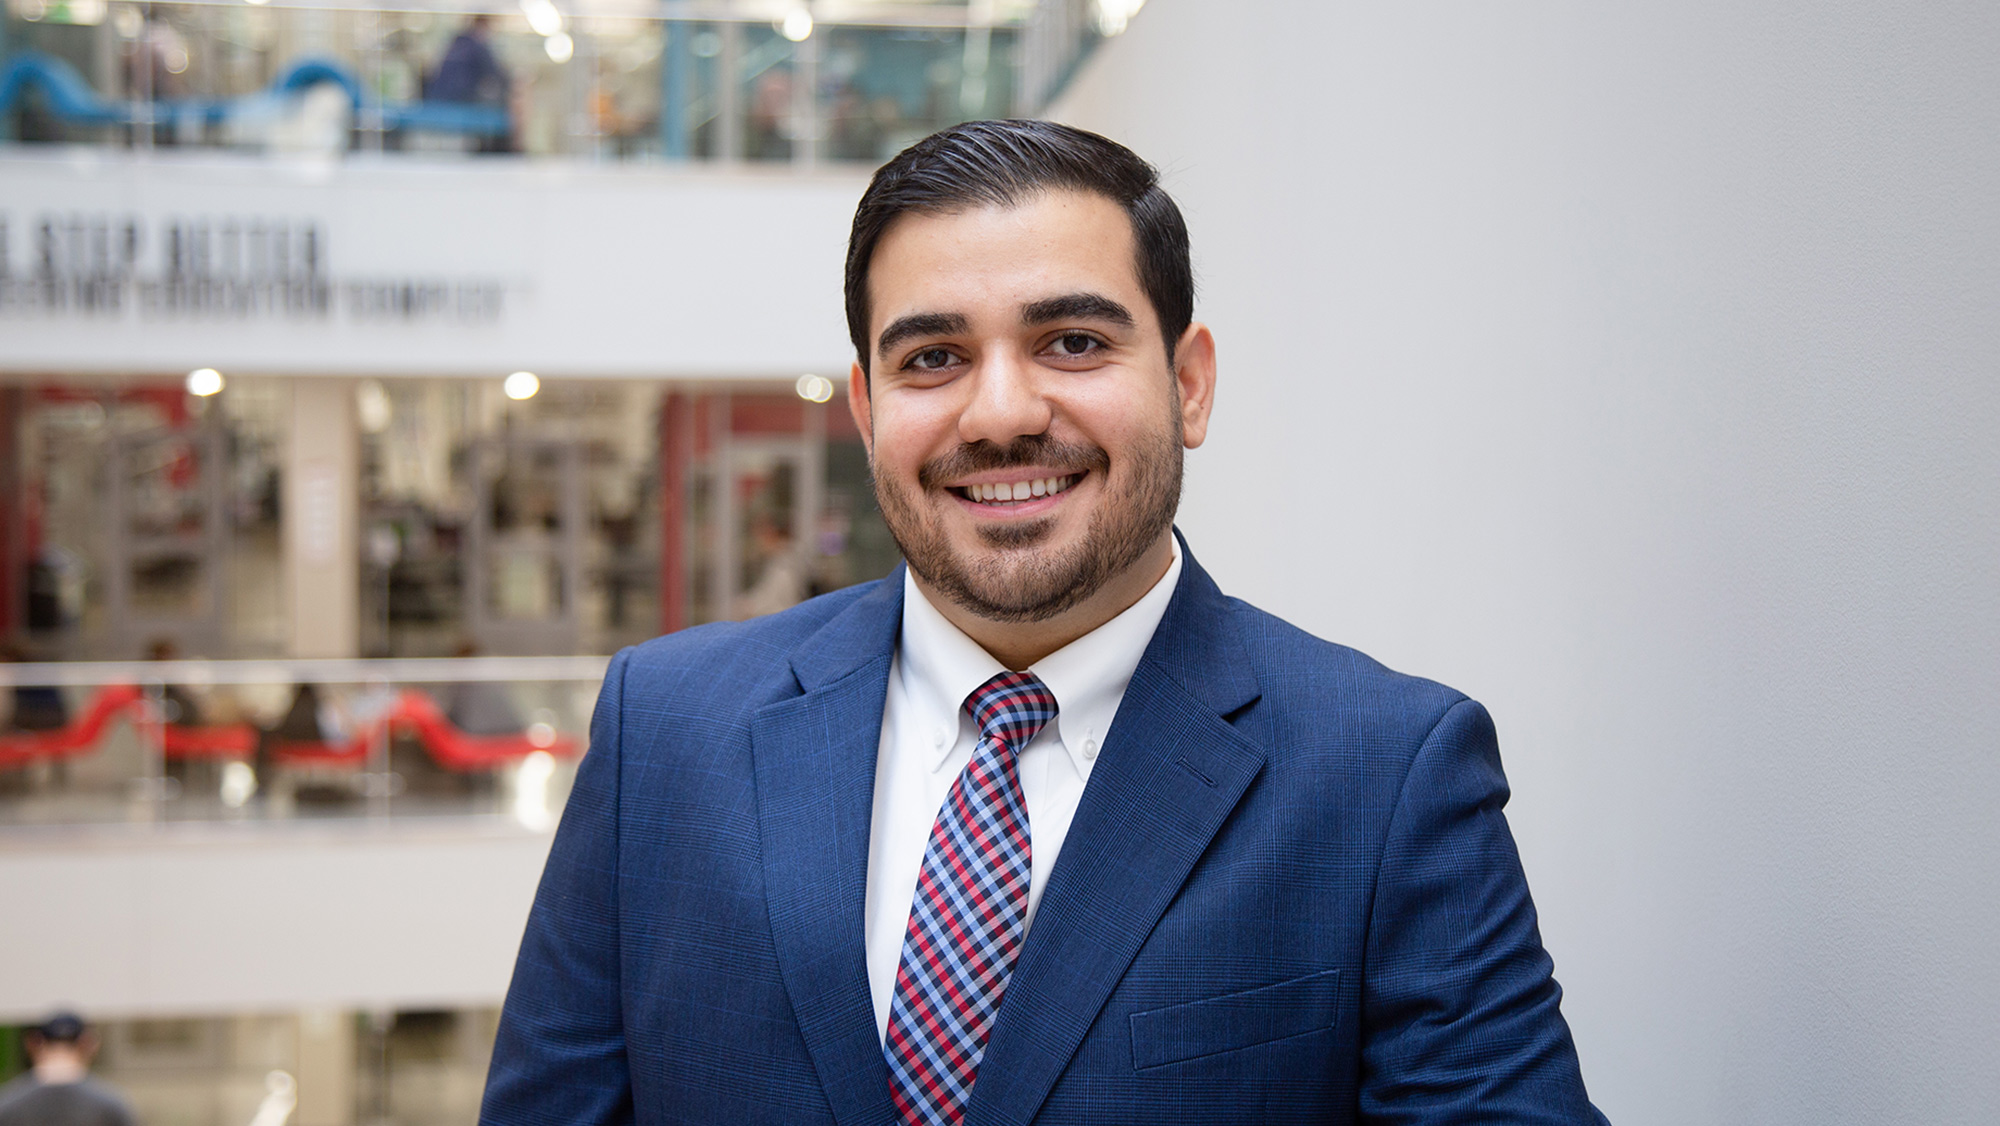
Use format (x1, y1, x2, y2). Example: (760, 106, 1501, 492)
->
(1128, 968, 1343, 1071)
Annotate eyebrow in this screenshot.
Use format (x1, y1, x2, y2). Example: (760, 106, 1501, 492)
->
(1021, 292, 1135, 329)
(873, 293, 1137, 361)
(876, 312, 969, 359)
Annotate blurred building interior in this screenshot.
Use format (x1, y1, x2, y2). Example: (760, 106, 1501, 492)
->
(5, 1, 1996, 1125)
(0, 1, 1137, 1122)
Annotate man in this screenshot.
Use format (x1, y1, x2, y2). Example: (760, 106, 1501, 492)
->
(425, 14, 513, 153)
(483, 120, 1607, 1124)
(426, 14, 510, 109)
(0, 1012, 136, 1126)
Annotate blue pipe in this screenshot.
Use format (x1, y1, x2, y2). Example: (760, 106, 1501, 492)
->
(0, 51, 508, 138)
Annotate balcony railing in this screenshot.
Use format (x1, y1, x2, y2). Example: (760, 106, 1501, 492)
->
(0, 654, 606, 829)
(0, 0, 1122, 163)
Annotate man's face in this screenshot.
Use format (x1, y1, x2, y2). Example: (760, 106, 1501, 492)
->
(849, 189, 1212, 623)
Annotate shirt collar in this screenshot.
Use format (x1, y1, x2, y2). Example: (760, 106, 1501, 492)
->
(897, 539, 1182, 775)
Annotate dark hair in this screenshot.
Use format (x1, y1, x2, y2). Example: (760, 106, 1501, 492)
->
(844, 119, 1193, 378)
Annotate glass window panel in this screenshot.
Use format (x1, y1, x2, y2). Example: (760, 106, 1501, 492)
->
(738, 23, 796, 162)
(818, 25, 1018, 163)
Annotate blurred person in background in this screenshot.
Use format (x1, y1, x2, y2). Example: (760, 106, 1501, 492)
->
(747, 70, 794, 160)
(426, 14, 515, 152)
(0, 644, 67, 734)
(442, 640, 526, 736)
(148, 637, 253, 799)
(143, 639, 203, 730)
(268, 682, 336, 747)
(427, 14, 510, 107)
(0, 644, 70, 796)
(734, 515, 809, 619)
(120, 16, 189, 103)
(0, 1012, 136, 1126)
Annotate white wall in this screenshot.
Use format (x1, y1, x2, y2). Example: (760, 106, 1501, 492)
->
(0, 152, 867, 379)
(1055, 3, 1998, 1123)
(0, 822, 550, 1020)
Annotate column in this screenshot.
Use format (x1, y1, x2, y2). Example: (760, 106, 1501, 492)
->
(658, 391, 692, 635)
(294, 1008, 356, 1126)
(283, 378, 360, 658)
(0, 388, 20, 637)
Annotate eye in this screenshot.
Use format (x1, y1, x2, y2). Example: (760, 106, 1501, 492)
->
(904, 347, 957, 371)
(1047, 333, 1102, 358)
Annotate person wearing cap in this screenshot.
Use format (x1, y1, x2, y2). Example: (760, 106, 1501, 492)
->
(0, 1012, 136, 1126)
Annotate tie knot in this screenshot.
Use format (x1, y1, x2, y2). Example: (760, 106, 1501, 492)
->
(964, 670, 1058, 754)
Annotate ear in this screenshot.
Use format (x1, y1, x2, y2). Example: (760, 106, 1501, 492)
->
(846, 361, 873, 455)
(1172, 322, 1217, 450)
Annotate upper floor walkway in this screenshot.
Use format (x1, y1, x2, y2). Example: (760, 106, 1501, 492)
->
(1, 0, 1129, 165)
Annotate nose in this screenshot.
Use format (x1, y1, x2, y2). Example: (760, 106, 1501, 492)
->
(956, 349, 1052, 446)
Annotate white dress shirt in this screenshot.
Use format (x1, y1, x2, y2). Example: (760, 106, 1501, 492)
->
(863, 540, 1184, 1041)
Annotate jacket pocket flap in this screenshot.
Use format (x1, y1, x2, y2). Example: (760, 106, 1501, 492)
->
(1129, 968, 1342, 1070)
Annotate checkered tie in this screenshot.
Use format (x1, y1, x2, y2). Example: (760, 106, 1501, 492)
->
(884, 670, 1058, 1126)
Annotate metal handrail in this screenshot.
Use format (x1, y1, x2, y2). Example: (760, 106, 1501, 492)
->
(0, 655, 612, 687)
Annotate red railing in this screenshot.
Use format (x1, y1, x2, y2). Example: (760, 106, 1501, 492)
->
(1, 684, 578, 773)
(269, 689, 579, 771)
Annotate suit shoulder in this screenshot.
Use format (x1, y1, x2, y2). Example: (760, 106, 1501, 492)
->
(1219, 595, 1471, 740)
(613, 578, 886, 713)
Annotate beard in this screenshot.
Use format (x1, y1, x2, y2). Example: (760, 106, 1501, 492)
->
(871, 419, 1183, 624)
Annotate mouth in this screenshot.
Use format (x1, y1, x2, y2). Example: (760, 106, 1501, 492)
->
(946, 472, 1083, 507)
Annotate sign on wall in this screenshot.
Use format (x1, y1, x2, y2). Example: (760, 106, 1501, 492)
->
(0, 210, 506, 325)
(0, 152, 861, 378)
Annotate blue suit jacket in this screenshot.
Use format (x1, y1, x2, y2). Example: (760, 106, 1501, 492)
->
(483, 544, 1607, 1125)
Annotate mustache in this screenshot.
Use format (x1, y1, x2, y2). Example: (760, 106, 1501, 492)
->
(916, 435, 1109, 491)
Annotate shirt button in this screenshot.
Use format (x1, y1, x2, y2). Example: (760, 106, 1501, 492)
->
(932, 727, 947, 749)
(1080, 739, 1097, 761)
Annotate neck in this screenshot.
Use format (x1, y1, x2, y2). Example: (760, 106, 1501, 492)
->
(34, 1052, 87, 1084)
(917, 531, 1176, 670)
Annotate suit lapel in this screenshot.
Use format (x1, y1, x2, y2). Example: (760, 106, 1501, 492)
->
(752, 575, 904, 1126)
(967, 544, 1266, 1126)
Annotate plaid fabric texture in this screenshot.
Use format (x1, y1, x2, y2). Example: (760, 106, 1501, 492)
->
(884, 670, 1058, 1126)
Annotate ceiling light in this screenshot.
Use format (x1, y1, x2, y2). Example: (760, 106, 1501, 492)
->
(186, 368, 225, 396)
(794, 374, 835, 403)
(504, 371, 541, 400)
(520, 0, 563, 37)
(780, 7, 813, 43)
(544, 31, 574, 63)
(1095, 0, 1146, 36)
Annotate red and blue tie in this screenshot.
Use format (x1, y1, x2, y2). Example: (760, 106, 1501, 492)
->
(884, 670, 1059, 1126)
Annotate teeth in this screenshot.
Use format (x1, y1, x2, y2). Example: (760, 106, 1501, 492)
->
(966, 475, 1077, 503)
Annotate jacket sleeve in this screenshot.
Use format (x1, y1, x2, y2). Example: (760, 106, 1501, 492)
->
(481, 649, 636, 1126)
(1358, 698, 1610, 1125)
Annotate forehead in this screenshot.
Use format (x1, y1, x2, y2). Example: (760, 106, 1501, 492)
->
(866, 190, 1147, 331)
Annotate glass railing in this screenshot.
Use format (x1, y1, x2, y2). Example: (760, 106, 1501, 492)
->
(0, 0, 1121, 163)
(60, 1007, 503, 1126)
(0, 654, 605, 829)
